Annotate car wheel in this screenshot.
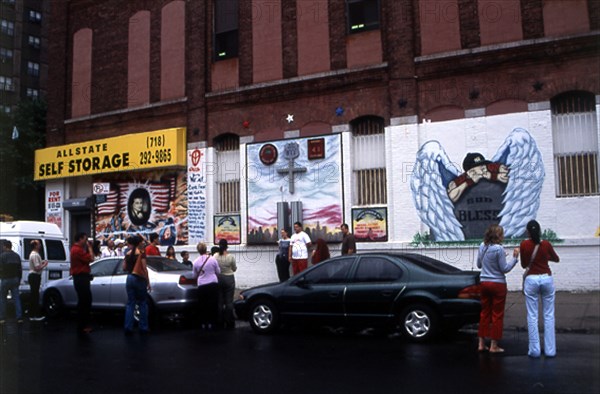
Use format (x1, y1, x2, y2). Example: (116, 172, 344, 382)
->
(399, 304, 438, 342)
(249, 299, 279, 334)
(43, 289, 64, 318)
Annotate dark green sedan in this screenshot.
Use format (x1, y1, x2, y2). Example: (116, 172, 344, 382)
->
(234, 253, 481, 341)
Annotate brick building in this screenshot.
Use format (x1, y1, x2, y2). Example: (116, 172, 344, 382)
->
(1, 0, 49, 218)
(38, 0, 599, 290)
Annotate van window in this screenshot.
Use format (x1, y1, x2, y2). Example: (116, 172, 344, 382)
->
(46, 240, 66, 260)
(24, 238, 45, 260)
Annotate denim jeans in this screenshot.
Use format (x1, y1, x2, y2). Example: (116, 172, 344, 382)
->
(0, 277, 23, 321)
(524, 274, 556, 357)
(124, 274, 149, 332)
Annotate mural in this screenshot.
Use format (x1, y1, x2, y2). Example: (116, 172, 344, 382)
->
(352, 208, 388, 242)
(246, 134, 343, 244)
(94, 171, 188, 245)
(410, 128, 544, 241)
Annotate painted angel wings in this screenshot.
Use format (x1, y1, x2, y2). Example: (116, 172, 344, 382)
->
(492, 128, 545, 238)
(410, 128, 544, 241)
(410, 141, 465, 241)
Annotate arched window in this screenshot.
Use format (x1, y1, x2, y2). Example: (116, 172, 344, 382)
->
(551, 91, 599, 197)
(214, 133, 240, 213)
(351, 116, 387, 205)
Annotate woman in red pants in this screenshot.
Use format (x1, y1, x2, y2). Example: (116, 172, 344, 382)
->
(476, 224, 519, 353)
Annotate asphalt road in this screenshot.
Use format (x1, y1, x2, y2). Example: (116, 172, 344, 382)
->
(1, 315, 598, 394)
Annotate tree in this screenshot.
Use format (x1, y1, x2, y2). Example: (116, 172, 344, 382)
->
(0, 99, 47, 220)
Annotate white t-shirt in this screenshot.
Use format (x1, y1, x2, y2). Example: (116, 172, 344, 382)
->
(290, 231, 311, 259)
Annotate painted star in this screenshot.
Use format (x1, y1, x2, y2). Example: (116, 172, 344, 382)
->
(335, 106, 344, 117)
(286, 114, 294, 123)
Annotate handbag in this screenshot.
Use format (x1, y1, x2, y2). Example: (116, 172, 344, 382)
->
(522, 244, 540, 294)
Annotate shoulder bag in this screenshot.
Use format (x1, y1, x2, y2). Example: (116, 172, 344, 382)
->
(522, 244, 540, 294)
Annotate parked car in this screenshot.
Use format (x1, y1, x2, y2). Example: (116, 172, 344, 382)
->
(41, 256, 198, 320)
(234, 253, 481, 341)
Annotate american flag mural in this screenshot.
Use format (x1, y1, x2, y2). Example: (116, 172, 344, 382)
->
(94, 171, 189, 245)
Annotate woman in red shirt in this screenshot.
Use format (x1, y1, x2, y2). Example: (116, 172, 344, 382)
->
(520, 220, 560, 358)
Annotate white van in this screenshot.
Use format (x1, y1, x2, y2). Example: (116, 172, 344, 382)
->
(0, 221, 70, 292)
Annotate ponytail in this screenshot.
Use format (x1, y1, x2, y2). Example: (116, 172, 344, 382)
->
(526, 220, 541, 245)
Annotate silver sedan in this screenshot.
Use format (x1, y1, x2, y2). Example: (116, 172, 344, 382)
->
(41, 256, 199, 319)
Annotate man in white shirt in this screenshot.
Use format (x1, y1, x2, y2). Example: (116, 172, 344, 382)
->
(100, 239, 117, 258)
(289, 222, 312, 275)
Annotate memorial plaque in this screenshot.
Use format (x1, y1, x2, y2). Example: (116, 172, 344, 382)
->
(452, 181, 508, 240)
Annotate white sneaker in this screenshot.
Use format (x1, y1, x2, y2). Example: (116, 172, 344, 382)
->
(29, 316, 46, 321)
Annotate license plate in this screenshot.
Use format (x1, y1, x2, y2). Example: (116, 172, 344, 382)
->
(49, 271, 62, 280)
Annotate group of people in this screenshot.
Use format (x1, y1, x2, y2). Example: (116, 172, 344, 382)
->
(477, 220, 560, 358)
(274, 222, 356, 282)
(0, 239, 48, 324)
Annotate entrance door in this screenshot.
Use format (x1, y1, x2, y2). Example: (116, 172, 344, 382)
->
(70, 212, 91, 242)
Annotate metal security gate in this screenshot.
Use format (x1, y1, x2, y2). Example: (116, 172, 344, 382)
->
(352, 117, 387, 206)
(215, 134, 241, 213)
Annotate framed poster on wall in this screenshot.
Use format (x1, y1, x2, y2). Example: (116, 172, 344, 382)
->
(214, 214, 242, 245)
(352, 207, 388, 242)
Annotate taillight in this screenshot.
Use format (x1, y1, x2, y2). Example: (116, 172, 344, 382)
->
(458, 285, 481, 299)
(179, 275, 196, 285)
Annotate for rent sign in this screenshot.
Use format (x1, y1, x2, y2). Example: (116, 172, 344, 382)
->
(34, 128, 187, 180)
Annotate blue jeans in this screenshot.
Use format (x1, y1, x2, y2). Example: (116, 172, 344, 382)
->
(524, 274, 556, 357)
(124, 274, 149, 332)
(0, 278, 23, 321)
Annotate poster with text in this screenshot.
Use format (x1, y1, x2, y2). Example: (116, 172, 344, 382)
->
(46, 190, 63, 229)
(94, 171, 188, 245)
(187, 148, 207, 244)
(246, 134, 343, 244)
(214, 214, 241, 245)
(352, 207, 388, 242)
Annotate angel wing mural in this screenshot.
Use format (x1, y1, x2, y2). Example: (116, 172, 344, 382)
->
(411, 128, 544, 241)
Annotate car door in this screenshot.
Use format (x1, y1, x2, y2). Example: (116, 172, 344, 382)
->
(279, 257, 356, 326)
(89, 258, 120, 308)
(344, 256, 407, 326)
(109, 257, 129, 308)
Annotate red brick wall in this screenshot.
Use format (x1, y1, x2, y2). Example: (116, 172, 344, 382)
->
(297, 0, 330, 76)
(160, 1, 186, 100)
(419, 0, 461, 55)
(252, 0, 283, 83)
(71, 28, 93, 118)
(478, 0, 522, 45)
(544, 0, 590, 37)
(346, 30, 383, 69)
(128, 11, 151, 107)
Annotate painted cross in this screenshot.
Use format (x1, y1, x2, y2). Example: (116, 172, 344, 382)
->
(277, 142, 307, 194)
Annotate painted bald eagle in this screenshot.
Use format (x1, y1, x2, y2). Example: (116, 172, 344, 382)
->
(410, 128, 545, 241)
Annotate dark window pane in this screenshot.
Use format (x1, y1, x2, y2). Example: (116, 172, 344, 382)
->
(215, 29, 239, 60)
(355, 257, 402, 282)
(46, 240, 66, 260)
(304, 258, 355, 284)
(347, 0, 379, 33)
(24, 238, 44, 260)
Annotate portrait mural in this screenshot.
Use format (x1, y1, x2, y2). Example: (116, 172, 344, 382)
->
(246, 134, 343, 244)
(94, 171, 188, 245)
(410, 128, 545, 241)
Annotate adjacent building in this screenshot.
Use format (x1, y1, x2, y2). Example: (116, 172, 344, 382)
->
(38, 0, 599, 290)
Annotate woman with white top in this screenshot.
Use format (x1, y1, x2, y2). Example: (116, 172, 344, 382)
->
(477, 224, 519, 353)
(215, 239, 237, 329)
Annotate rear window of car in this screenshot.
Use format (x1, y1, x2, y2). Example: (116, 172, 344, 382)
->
(147, 258, 190, 272)
(398, 254, 462, 274)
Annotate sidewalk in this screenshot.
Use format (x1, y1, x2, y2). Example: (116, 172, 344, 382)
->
(503, 291, 600, 334)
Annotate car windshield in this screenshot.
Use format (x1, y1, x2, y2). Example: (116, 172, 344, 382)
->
(147, 258, 190, 272)
(398, 254, 463, 274)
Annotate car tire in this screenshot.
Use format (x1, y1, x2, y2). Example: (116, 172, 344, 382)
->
(249, 299, 279, 334)
(43, 289, 64, 318)
(398, 304, 438, 342)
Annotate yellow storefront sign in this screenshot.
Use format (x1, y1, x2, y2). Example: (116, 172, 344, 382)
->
(34, 128, 187, 180)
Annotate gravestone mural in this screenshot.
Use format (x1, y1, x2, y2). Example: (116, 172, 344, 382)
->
(410, 128, 545, 241)
(246, 135, 343, 244)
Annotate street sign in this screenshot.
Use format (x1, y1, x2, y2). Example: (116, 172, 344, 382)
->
(93, 182, 110, 195)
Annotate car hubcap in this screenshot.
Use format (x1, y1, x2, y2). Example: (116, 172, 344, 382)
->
(252, 304, 272, 329)
(404, 310, 430, 338)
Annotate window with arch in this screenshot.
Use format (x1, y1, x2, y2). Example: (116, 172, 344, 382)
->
(215, 133, 241, 213)
(351, 116, 387, 206)
(551, 91, 599, 197)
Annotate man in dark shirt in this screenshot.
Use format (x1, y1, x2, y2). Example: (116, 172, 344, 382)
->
(340, 224, 356, 255)
(70, 232, 94, 334)
(145, 233, 161, 256)
(0, 239, 23, 323)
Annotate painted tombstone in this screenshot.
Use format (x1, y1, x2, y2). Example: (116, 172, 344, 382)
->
(410, 128, 545, 241)
(247, 135, 344, 244)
